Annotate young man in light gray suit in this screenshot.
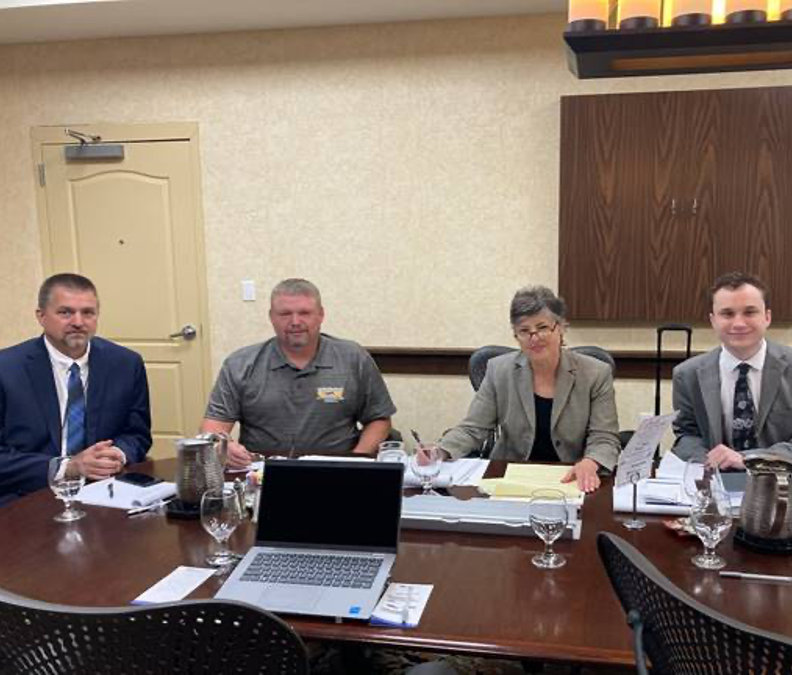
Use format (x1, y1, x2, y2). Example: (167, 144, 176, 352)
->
(672, 272, 792, 470)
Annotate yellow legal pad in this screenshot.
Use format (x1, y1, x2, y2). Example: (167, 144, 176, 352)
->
(478, 464, 583, 501)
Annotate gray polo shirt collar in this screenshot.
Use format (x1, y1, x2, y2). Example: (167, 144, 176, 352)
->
(269, 335, 334, 372)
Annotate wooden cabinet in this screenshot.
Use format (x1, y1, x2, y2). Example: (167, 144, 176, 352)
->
(559, 86, 792, 321)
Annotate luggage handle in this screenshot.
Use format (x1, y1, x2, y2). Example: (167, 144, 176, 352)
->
(655, 325, 692, 416)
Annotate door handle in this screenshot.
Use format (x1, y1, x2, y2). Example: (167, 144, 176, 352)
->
(691, 198, 698, 215)
(169, 324, 197, 340)
(671, 198, 677, 216)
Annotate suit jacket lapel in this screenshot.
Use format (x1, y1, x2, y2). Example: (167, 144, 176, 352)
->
(25, 337, 62, 454)
(551, 350, 575, 431)
(757, 342, 785, 435)
(514, 352, 536, 433)
(697, 350, 723, 447)
(86, 340, 107, 445)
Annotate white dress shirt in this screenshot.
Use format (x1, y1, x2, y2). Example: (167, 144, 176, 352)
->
(43, 337, 90, 456)
(719, 340, 765, 447)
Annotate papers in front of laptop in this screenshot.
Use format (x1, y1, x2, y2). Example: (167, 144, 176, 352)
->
(478, 464, 583, 503)
(403, 458, 489, 489)
(78, 478, 176, 510)
(298, 454, 490, 489)
(370, 583, 433, 628)
(401, 494, 582, 540)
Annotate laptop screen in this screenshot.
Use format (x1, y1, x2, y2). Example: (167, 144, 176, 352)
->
(256, 459, 404, 553)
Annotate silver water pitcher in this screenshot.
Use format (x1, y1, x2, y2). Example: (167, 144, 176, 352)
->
(174, 432, 228, 506)
(736, 452, 792, 554)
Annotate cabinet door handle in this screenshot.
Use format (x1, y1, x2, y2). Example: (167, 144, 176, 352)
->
(671, 198, 677, 216)
(691, 198, 698, 215)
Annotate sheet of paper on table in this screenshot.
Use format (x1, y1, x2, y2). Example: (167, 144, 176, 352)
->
(297, 455, 489, 488)
(479, 464, 583, 503)
(78, 478, 176, 510)
(132, 566, 215, 605)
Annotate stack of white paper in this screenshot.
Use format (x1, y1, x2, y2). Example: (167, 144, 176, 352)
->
(403, 458, 489, 489)
(612, 452, 744, 514)
(78, 478, 176, 510)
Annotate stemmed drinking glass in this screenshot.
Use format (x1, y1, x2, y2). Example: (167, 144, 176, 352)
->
(682, 459, 722, 507)
(411, 443, 443, 495)
(689, 481, 733, 570)
(529, 489, 569, 569)
(201, 487, 242, 570)
(48, 456, 86, 522)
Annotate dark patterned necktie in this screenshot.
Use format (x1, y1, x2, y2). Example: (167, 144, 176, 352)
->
(66, 363, 86, 455)
(732, 362, 757, 451)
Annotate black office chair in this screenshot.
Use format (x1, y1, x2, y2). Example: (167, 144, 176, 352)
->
(597, 532, 792, 675)
(468, 345, 517, 392)
(0, 588, 309, 674)
(569, 345, 616, 375)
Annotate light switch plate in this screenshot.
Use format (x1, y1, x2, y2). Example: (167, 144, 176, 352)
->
(242, 280, 256, 302)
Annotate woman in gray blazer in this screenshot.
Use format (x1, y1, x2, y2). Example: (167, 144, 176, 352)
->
(439, 286, 620, 492)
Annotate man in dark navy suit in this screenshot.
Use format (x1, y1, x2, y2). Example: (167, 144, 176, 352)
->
(0, 274, 151, 506)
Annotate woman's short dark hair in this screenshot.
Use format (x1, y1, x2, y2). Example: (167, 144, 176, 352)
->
(510, 286, 567, 326)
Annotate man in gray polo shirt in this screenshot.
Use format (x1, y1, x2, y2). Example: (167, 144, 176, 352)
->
(201, 278, 396, 469)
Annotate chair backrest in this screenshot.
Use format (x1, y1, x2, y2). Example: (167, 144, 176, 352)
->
(596, 532, 792, 675)
(0, 588, 309, 675)
(468, 345, 517, 392)
(569, 345, 616, 375)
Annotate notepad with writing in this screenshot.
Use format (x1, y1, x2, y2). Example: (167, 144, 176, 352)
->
(78, 478, 176, 510)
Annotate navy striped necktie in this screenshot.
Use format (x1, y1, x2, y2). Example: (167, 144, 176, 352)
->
(66, 363, 86, 455)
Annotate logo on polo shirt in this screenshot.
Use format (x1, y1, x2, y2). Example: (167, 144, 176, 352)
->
(316, 386, 345, 403)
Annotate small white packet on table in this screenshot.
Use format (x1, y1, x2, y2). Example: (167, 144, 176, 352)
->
(370, 583, 433, 628)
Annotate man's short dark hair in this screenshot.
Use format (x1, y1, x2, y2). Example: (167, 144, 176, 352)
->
(709, 272, 770, 309)
(38, 273, 98, 310)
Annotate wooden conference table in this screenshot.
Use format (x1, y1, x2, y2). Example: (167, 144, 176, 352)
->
(1, 459, 791, 670)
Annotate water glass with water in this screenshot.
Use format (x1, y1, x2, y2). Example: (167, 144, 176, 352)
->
(690, 483, 733, 570)
(411, 442, 443, 495)
(529, 489, 568, 569)
(201, 486, 242, 569)
(48, 456, 86, 523)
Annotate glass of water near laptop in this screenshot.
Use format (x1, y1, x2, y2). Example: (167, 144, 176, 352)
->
(201, 486, 243, 570)
(529, 489, 569, 569)
(48, 456, 86, 523)
(377, 440, 407, 464)
(411, 442, 443, 495)
(684, 459, 733, 570)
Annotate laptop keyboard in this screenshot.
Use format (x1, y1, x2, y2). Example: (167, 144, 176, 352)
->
(240, 552, 384, 588)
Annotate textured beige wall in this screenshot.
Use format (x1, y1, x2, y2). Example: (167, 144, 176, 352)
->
(1, 13, 791, 443)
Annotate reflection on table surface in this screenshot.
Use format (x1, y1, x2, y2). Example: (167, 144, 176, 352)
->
(0, 458, 790, 668)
